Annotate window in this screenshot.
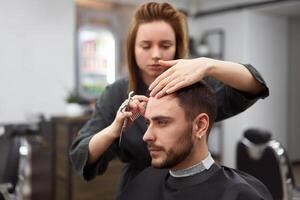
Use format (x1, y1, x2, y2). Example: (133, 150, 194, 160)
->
(77, 25, 116, 100)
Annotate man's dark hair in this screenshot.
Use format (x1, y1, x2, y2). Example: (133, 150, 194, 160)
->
(175, 81, 217, 133)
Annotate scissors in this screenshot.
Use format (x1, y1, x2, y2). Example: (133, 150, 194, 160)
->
(119, 91, 135, 146)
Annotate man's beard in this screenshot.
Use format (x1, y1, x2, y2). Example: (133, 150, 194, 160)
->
(151, 125, 193, 169)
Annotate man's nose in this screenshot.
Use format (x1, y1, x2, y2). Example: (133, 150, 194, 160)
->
(143, 127, 155, 142)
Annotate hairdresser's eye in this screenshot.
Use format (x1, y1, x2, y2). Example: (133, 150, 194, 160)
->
(141, 46, 150, 50)
(160, 41, 174, 50)
(139, 43, 151, 50)
(161, 44, 172, 50)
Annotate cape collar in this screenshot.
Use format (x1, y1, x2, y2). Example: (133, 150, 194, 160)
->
(169, 152, 215, 178)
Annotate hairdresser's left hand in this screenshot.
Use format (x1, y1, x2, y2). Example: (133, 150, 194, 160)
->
(149, 57, 213, 98)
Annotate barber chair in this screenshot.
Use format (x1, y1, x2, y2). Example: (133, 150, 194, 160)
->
(0, 125, 36, 200)
(0, 128, 19, 200)
(236, 128, 300, 200)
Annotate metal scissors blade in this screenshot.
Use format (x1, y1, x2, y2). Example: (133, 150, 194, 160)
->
(119, 91, 134, 146)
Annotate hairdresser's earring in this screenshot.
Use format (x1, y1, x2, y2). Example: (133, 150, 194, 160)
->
(199, 135, 202, 140)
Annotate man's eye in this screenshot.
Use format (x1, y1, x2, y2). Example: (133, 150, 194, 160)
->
(145, 120, 150, 126)
(157, 120, 168, 126)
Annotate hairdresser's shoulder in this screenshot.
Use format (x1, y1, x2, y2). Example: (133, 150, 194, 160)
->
(105, 77, 128, 91)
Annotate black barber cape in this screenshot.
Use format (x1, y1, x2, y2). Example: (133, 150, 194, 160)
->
(118, 164, 273, 200)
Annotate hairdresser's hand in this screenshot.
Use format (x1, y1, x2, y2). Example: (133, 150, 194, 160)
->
(111, 95, 148, 137)
(149, 58, 213, 98)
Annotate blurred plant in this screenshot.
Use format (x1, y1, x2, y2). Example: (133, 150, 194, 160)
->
(65, 91, 89, 105)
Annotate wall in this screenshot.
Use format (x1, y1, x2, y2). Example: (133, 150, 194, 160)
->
(0, 0, 75, 123)
(243, 11, 288, 145)
(189, 10, 288, 167)
(288, 17, 300, 161)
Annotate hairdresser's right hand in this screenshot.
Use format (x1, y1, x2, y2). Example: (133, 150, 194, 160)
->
(110, 95, 148, 138)
(87, 95, 147, 164)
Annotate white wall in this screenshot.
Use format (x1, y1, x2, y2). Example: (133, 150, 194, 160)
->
(243, 11, 288, 143)
(189, 10, 288, 167)
(0, 0, 75, 123)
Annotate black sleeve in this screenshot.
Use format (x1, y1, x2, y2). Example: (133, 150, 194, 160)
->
(69, 80, 127, 181)
(205, 64, 269, 122)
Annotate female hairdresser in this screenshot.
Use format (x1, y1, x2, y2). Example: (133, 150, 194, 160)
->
(70, 2, 269, 195)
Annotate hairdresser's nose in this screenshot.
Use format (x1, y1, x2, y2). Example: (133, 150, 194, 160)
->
(151, 46, 161, 61)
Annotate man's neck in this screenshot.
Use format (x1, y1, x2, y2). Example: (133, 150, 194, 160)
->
(171, 147, 209, 171)
(169, 152, 214, 178)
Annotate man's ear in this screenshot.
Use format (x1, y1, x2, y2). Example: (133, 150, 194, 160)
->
(192, 113, 209, 139)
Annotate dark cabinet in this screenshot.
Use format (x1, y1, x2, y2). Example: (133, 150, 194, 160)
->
(51, 116, 122, 200)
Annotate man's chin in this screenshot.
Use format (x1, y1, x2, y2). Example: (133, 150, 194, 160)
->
(151, 159, 166, 169)
(151, 162, 165, 169)
(151, 158, 174, 169)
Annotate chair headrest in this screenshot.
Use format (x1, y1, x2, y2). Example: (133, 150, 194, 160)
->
(244, 128, 272, 144)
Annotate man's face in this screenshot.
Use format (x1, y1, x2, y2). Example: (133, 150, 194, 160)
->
(143, 95, 194, 169)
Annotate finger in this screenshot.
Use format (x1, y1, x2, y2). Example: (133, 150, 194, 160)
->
(137, 101, 147, 115)
(131, 98, 147, 108)
(122, 111, 134, 128)
(121, 99, 130, 106)
(118, 99, 130, 113)
(149, 68, 175, 91)
(165, 73, 203, 94)
(131, 95, 148, 102)
(128, 100, 140, 112)
(155, 76, 184, 98)
(121, 111, 133, 118)
(159, 59, 179, 67)
(166, 80, 188, 94)
(115, 111, 132, 125)
(150, 71, 179, 97)
(130, 97, 148, 115)
(150, 70, 174, 97)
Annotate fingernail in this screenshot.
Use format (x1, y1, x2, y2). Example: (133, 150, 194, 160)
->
(166, 89, 172, 94)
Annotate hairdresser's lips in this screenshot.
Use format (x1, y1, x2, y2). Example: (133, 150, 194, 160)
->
(148, 64, 163, 72)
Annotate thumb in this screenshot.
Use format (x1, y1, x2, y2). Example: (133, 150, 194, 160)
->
(159, 59, 179, 68)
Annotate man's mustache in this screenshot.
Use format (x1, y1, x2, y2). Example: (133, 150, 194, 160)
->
(147, 143, 165, 151)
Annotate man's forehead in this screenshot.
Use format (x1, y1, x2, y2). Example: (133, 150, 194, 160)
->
(148, 94, 177, 106)
(145, 94, 180, 117)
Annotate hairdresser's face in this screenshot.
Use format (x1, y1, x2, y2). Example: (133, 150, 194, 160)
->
(135, 20, 176, 85)
(143, 95, 195, 170)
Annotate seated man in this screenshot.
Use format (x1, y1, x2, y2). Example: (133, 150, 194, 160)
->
(118, 81, 273, 200)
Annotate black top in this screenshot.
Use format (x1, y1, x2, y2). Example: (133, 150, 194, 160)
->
(69, 64, 269, 194)
(118, 164, 273, 200)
